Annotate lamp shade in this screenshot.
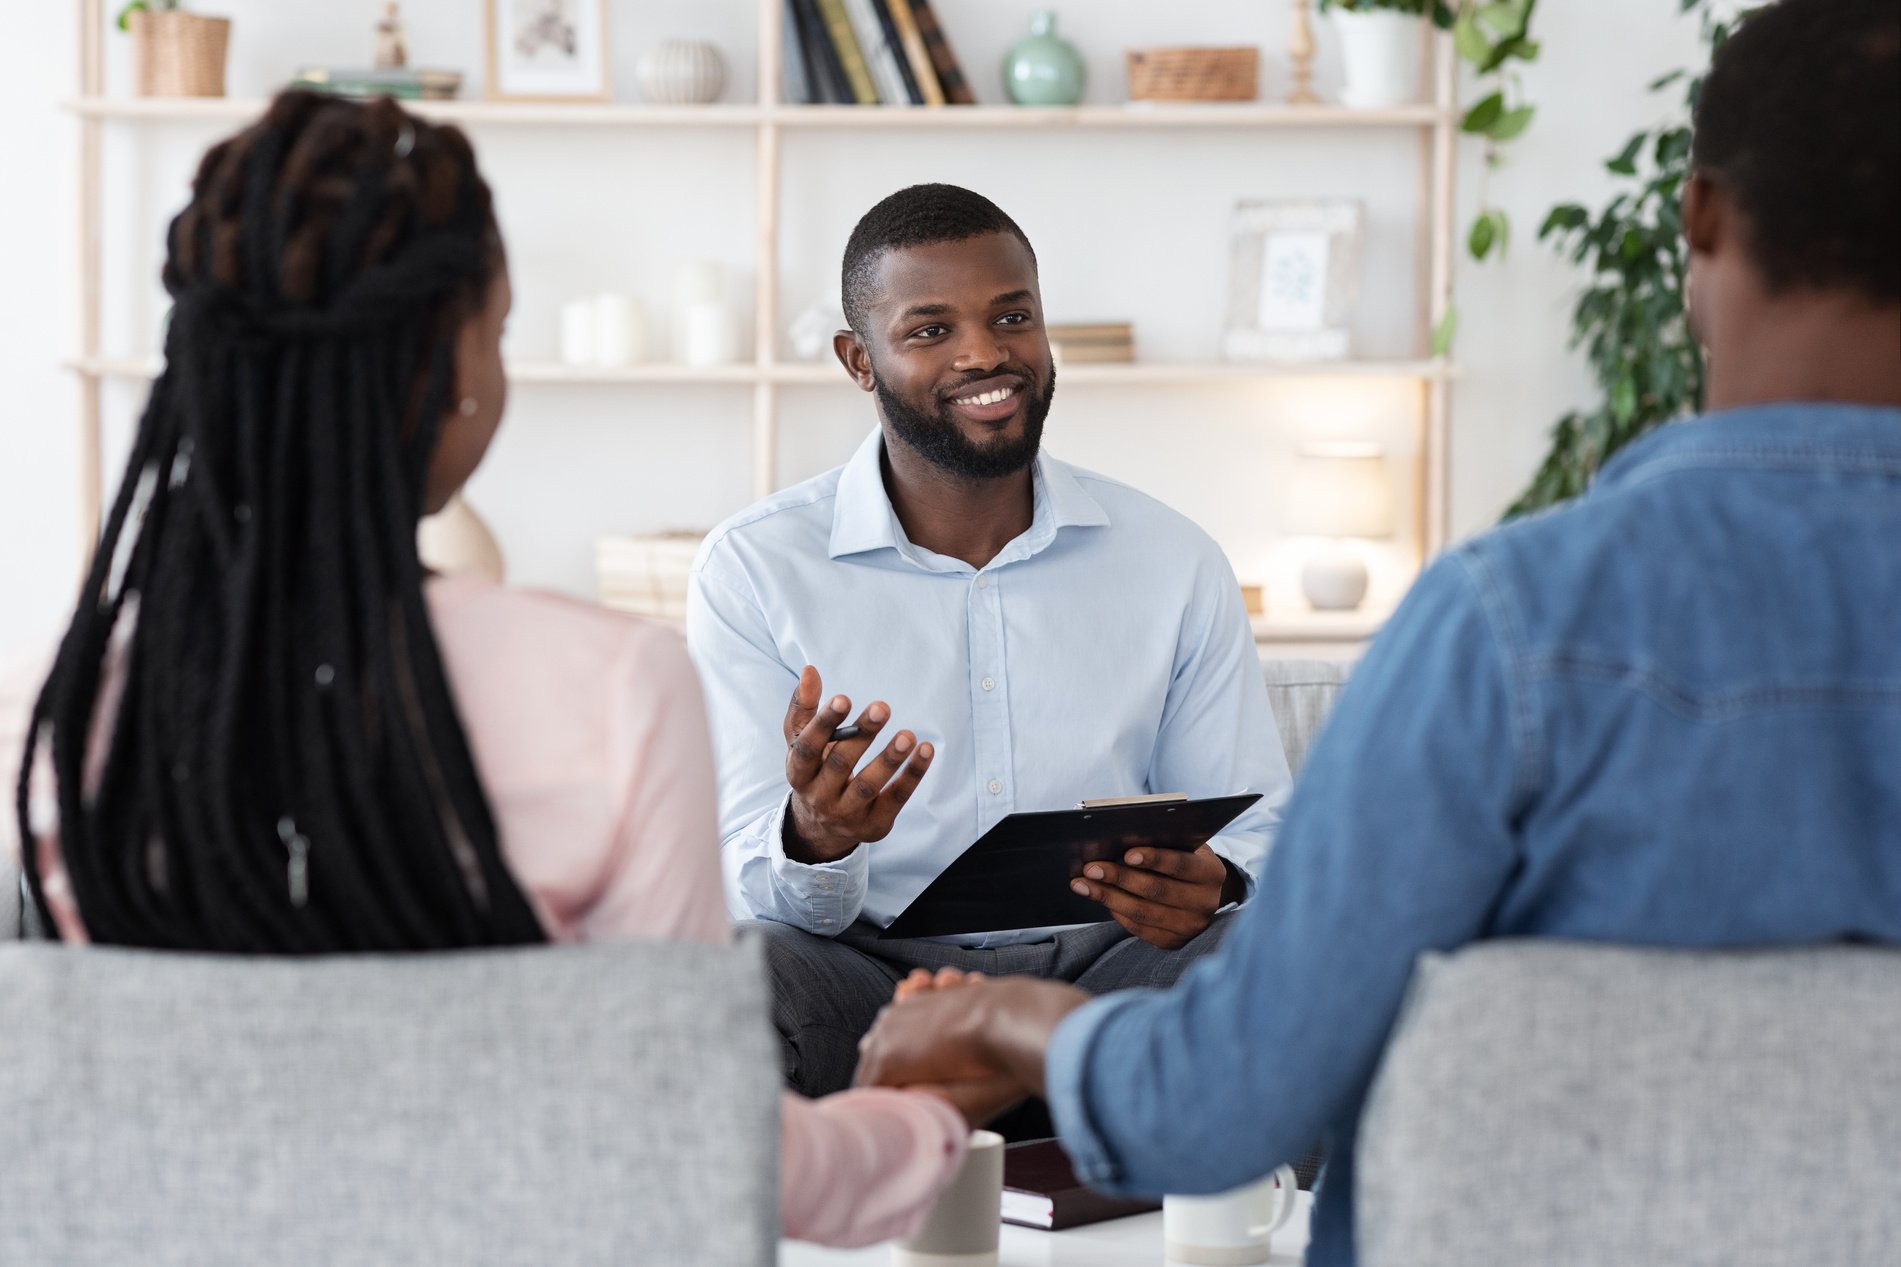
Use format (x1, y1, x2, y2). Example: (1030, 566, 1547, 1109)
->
(1285, 442, 1394, 539)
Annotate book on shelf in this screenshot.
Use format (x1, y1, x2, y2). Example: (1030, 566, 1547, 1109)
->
(1000, 1139, 1162, 1231)
(1048, 321, 1136, 365)
(843, 0, 912, 106)
(782, 0, 817, 104)
(1051, 341, 1136, 365)
(790, 0, 852, 104)
(868, 0, 926, 104)
(906, 0, 975, 104)
(813, 0, 882, 104)
(292, 67, 464, 101)
(883, 0, 945, 105)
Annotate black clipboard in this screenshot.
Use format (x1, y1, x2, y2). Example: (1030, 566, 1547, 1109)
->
(877, 792, 1262, 939)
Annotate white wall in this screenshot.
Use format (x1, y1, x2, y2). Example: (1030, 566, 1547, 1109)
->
(0, 0, 1715, 662)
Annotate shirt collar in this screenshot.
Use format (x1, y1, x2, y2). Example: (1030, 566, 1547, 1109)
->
(1594, 402, 1901, 493)
(827, 428, 1112, 565)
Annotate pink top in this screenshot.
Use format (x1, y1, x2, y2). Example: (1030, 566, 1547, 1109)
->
(2, 574, 964, 1248)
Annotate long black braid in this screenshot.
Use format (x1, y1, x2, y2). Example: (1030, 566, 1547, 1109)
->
(15, 91, 547, 951)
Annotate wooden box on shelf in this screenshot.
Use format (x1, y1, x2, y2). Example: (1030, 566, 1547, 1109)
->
(127, 10, 231, 98)
(1124, 47, 1259, 103)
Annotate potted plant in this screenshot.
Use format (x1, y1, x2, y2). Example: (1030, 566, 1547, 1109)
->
(1321, 0, 1454, 108)
(118, 1, 231, 98)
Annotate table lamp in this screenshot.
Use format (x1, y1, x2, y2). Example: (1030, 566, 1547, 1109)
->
(1285, 442, 1394, 611)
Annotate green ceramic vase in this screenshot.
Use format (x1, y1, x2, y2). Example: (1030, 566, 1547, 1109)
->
(1003, 11, 1086, 107)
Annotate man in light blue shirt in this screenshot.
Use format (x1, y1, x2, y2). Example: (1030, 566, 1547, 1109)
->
(854, 3, 1901, 1260)
(687, 184, 1290, 1099)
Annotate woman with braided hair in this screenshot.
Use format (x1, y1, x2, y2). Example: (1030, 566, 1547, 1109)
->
(3, 90, 973, 1247)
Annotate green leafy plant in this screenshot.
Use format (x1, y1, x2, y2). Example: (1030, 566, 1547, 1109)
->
(116, 0, 182, 32)
(1506, 0, 1746, 517)
(1321, 1, 1541, 268)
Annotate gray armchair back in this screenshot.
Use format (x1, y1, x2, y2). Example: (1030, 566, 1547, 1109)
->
(1357, 940, 1901, 1267)
(0, 939, 780, 1267)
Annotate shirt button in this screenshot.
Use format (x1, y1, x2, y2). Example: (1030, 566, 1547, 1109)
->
(981, 676, 996, 691)
(818, 917, 834, 926)
(976, 576, 988, 589)
(987, 779, 1003, 795)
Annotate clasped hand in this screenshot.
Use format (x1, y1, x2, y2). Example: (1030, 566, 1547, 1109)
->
(781, 665, 934, 865)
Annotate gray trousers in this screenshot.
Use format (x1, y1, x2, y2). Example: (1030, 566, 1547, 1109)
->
(739, 914, 1237, 1098)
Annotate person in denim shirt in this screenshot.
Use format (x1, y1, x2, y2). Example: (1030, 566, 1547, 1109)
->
(853, 2, 1901, 1262)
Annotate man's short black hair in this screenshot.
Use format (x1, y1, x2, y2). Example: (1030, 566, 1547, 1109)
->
(841, 184, 1037, 335)
(1691, 0, 1900, 303)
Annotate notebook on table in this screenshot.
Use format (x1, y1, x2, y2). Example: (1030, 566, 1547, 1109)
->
(1001, 1138, 1162, 1231)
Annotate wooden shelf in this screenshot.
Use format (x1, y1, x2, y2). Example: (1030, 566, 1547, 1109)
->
(1251, 611, 1384, 643)
(71, 358, 1457, 386)
(64, 97, 1450, 131)
(773, 103, 1451, 129)
(65, 97, 764, 127)
(66, 6, 1460, 561)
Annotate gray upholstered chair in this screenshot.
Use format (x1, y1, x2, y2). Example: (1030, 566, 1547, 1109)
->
(1356, 940, 1901, 1267)
(0, 939, 780, 1267)
(1260, 657, 1354, 777)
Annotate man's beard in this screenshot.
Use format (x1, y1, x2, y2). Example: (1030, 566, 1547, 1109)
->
(874, 362, 1056, 481)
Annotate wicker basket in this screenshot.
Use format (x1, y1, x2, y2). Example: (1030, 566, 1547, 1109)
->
(1125, 46, 1260, 103)
(128, 11, 231, 98)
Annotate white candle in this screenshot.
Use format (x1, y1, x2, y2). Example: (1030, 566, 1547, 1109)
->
(593, 293, 646, 366)
(559, 299, 597, 366)
(681, 301, 736, 367)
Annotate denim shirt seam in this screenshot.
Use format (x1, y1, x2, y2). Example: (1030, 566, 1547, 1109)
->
(1521, 653, 1901, 720)
(1451, 549, 1541, 809)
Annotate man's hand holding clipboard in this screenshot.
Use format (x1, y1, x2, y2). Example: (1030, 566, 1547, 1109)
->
(878, 792, 1261, 943)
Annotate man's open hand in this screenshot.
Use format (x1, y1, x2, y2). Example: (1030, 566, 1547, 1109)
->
(782, 665, 933, 865)
(1069, 842, 1229, 951)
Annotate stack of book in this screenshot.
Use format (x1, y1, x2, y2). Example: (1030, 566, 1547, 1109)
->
(1001, 1139, 1162, 1231)
(595, 531, 707, 626)
(784, 0, 974, 106)
(293, 67, 463, 101)
(1047, 322, 1136, 365)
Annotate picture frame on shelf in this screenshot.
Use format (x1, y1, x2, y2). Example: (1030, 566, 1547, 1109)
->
(1222, 199, 1362, 363)
(484, 0, 611, 102)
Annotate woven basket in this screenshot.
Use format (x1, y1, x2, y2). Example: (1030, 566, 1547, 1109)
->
(128, 11, 231, 98)
(1125, 46, 1259, 103)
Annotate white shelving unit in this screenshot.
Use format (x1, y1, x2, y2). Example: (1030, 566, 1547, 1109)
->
(66, 2, 1458, 647)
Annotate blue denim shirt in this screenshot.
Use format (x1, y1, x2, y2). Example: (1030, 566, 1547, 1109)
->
(1044, 404, 1901, 1266)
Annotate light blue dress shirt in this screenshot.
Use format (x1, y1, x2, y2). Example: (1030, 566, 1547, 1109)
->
(1041, 405, 1901, 1266)
(686, 428, 1290, 948)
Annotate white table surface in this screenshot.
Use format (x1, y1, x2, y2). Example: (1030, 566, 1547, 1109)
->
(780, 1190, 1313, 1266)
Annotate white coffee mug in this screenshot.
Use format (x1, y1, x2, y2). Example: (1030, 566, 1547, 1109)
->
(1163, 1165, 1300, 1266)
(892, 1129, 1004, 1267)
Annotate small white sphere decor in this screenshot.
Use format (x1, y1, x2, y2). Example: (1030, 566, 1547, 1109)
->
(636, 41, 727, 105)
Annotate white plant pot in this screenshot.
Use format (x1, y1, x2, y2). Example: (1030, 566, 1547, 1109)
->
(1332, 11, 1423, 109)
(418, 494, 505, 584)
(635, 41, 727, 105)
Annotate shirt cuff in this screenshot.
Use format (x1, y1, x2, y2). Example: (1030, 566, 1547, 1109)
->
(766, 794, 870, 933)
(1043, 990, 1150, 1194)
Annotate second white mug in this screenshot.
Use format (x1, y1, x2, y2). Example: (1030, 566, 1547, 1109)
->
(1163, 1164, 1301, 1266)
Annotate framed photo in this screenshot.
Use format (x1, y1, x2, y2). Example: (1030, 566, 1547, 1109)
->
(1222, 200, 1363, 363)
(485, 0, 611, 102)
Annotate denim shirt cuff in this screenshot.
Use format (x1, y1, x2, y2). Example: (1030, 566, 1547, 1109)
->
(766, 795, 868, 933)
(1044, 991, 1146, 1193)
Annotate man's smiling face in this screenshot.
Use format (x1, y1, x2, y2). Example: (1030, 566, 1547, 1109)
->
(858, 232, 1056, 480)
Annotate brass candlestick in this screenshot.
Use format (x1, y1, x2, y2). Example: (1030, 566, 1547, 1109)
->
(1287, 0, 1322, 105)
